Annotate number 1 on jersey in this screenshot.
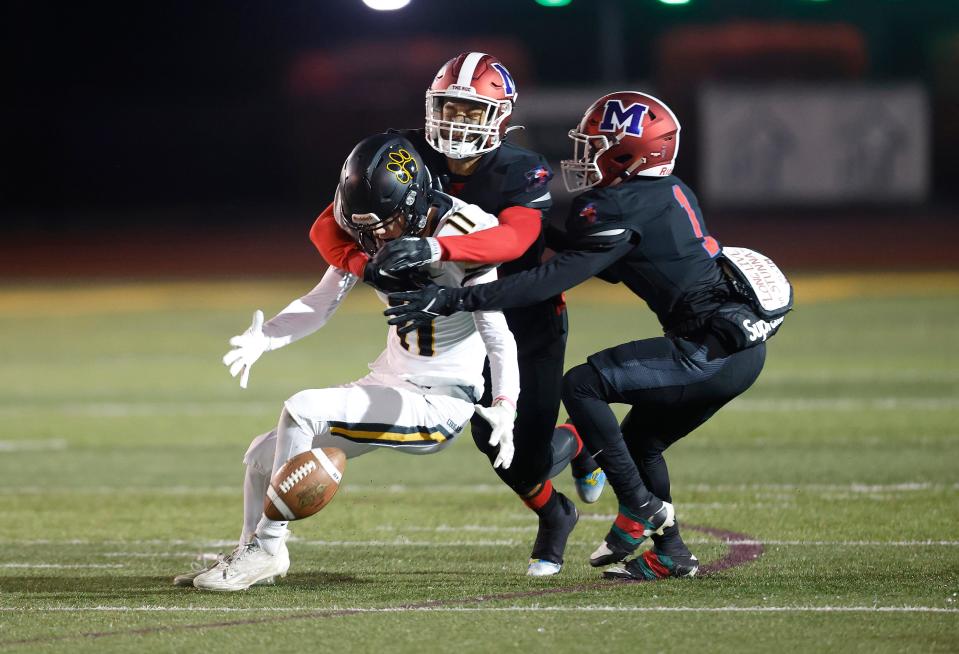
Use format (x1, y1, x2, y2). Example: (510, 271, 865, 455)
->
(673, 185, 720, 258)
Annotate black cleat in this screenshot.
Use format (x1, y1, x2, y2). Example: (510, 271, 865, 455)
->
(603, 549, 699, 580)
(527, 493, 579, 577)
(590, 501, 675, 567)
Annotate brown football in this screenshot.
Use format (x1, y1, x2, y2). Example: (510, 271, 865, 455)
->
(264, 447, 346, 521)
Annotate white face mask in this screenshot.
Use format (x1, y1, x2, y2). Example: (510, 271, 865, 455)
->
(561, 131, 615, 193)
(425, 91, 512, 159)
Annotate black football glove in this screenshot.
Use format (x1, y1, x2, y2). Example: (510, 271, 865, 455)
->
(372, 237, 442, 274)
(384, 283, 467, 335)
(362, 261, 429, 293)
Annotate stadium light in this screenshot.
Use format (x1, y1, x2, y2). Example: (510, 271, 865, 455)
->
(535, 0, 572, 6)
(362, 0, 411, 10)
(657, 0, 691, 4)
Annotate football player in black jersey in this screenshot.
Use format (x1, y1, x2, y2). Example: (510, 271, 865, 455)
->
(311, 52, 604, 577)
(385, 91, 784, 580)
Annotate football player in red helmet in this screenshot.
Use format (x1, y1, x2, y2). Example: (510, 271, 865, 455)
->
(425, 51, 517, 159)
(387, 91, 790, 581)
(307, 53, 604, 578)
(561, 91, 680, 192)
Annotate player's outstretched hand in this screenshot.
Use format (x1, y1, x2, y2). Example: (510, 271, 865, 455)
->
(222, 310, 270, 389)
(385, 284, 463, 335)
(372, 237, 441, 274)
(474, 399, 516, 469)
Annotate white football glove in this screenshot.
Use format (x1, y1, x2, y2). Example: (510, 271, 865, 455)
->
(222, 310, 274, 389)
(473, 399, 516, 469)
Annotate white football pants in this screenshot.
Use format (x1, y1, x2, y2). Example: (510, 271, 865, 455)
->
(239, 370, 475, 547)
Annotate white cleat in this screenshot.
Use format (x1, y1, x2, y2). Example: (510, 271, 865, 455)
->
(173, 554, 223, 587)
(590, 541, 619, 566)
(174, 553, 280, 588)
(193, 537, 290, 592)
(526, 559, 563, 577)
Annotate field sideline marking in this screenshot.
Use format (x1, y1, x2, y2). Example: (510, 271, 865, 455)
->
(2, 605, 955, 614)
(2, 273, 957, 316)
(568, 272, 959, 305)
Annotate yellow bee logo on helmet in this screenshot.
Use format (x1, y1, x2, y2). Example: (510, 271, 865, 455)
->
(386, 149, 416, 185)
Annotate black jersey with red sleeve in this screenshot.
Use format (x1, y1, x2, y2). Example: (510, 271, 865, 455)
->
(447, 175, 732, 336)
(389, 128, 554, 277)
(389, 128, 562, 344)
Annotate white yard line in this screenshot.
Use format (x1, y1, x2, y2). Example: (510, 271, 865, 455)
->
(1, 395, 956, 418)
(684, 482, 957, 492)
(3, 486, 241, 496)
(0, 439, 66, 453)
(728, 397, 959, 411)
(0, 402, 276, 417)
(2, 481, 956, 496)
(6, 538, 959, 550)
(0, 563, 124, 569)
(0, 605, 954, 614)
(761, 369, 959, 383)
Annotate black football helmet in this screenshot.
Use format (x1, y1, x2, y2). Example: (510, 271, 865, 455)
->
(334, 134, 434, 255)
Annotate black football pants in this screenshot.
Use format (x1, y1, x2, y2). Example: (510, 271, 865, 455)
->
(562, 333, 766, 513)
(472, 308, 568, 495)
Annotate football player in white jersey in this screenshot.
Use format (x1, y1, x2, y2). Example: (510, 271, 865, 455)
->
(177, 134, 520, 591)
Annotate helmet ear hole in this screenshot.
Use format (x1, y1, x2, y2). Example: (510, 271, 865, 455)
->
(613, 153, 633, 164)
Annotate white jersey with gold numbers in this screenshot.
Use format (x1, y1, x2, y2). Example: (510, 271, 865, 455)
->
(257, 196, 519, 406)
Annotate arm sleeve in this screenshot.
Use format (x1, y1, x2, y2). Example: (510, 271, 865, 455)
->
(309, 203, 370, 277)
(466, 270, 520, 407)
(436, 205, 542, 264)
(261, 266, 358, 348)
(455, 238, 634, 312)
(544, 222, 577, 252)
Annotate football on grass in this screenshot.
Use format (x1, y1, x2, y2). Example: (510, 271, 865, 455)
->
(264, 447, 346, 521)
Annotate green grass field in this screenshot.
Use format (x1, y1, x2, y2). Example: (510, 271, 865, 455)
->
(1, 272, 957, 652)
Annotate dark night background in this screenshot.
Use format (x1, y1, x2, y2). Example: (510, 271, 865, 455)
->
(2, 0, 957, 273)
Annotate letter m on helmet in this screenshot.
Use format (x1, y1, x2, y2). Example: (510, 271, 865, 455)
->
(598, 99, 649, 136)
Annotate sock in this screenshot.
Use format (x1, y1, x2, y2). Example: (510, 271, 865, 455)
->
(254, 516, 288, 555)
(610, 503, 660, 549)
(240, 464, 270, 547)
(249, 407, 317, 556)
(521, 480, 558, 516)
(651, 520, 692, 557)
(562, 422, 600, 478)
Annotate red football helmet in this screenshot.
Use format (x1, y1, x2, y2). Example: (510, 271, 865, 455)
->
(561, 91, 681, 193)
(425, 52, 517, 159)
